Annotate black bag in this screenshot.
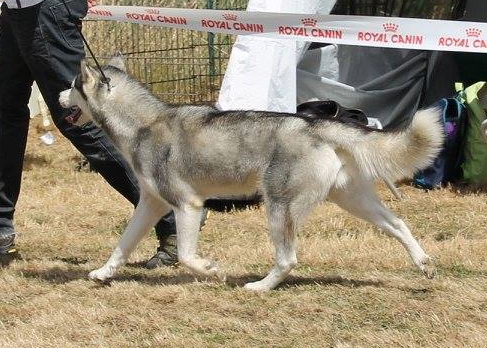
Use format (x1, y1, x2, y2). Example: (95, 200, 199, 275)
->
(297, 100, 369, 126)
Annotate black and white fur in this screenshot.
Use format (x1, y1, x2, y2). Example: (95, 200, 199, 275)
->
(59, 56, 444, 291)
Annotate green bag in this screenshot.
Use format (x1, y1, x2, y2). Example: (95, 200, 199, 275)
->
(456, 82, 487, 184)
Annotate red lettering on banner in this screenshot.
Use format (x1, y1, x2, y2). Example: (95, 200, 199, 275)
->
(279, 17, 342, 40)
(126, 13, 187, 25)
(358, 22, 423, 46)
(438, 28, 485, 50)
(391, 34, 423, 45)
(474, 39, 487, 48)
(162, 16, 187, 25)
(88, 9, 113, 17)
(358, 32, 389, 42)
(201, 19, 263, 33)
(279, 26, 309, 36)
(438, 37, 470, 47)
(201, 20, 231, 30)
(233, 23, 264, 33)
(279, 26, 342, 39)
(93, 9, 487, 52)
(311, 28, 343, 39)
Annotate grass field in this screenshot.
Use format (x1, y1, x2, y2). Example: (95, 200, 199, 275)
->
(1, 120, 487, 347)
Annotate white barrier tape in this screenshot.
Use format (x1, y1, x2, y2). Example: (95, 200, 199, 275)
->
(86, 6, 487, 53)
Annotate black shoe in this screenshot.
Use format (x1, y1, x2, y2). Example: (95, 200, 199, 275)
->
(146, 209, 209, 269)
(145, 234, 178, 269)
(0, 228, 20, 266)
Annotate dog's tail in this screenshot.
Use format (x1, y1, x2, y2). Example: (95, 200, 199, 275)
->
(321, 108, 444, 181)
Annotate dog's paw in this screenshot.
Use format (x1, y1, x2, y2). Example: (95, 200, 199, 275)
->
(243, 280, 272, 292)
(89, 266, 114, 282)
(181, 257, 226, 281)
(203, 261, 227, 282)
(419, 256, 436, 279)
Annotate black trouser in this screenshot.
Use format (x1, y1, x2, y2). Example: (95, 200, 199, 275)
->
(0, 0, 174, 242)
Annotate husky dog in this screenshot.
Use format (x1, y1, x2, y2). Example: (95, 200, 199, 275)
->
(59, 56, 444, 291)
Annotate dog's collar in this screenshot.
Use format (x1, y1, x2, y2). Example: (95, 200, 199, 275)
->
(74, 74, 88, 101)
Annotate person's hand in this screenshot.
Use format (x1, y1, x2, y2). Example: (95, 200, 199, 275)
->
(88, 0, 97, 8)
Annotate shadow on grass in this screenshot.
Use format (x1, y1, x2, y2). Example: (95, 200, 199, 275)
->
(18, 265, 197, 286)
(282, 274, 385, 288)
(19, 264, 387, 290)
(18, 261, 440, 295)
(402, 180, 487, 195)
(54, 256, 89, 265)
(20, 266, 91, 284)
(224, 274, 386, 289)
(451, 183, 487, 195)
(125, 262, 386, 289)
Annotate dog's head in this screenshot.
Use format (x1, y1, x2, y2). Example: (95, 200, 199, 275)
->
(59, 53, 127, 126)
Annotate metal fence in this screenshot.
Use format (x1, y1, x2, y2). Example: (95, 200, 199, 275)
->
(83, 0, 248, 103)
(83, 0, 461, 104)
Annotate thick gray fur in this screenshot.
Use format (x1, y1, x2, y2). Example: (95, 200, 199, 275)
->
(59, 56, 444, 291)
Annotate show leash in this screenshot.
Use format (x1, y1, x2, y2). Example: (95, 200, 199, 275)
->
(61, 0, 112, 91)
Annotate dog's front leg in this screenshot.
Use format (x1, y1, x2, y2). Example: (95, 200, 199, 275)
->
(175, 204, 225, 281)
(89, 192, 170, 282)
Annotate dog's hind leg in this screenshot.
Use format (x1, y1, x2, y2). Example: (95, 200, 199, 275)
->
(244, 150, 338, 291)
(175, 204, 225, 281)
(89, 191, 170, 282)
(329, 177, 435, 278)
(244, 189, 324, 291)
(244, 202, 299, 291)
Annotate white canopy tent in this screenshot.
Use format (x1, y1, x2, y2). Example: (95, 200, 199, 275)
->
(217, 0, 337, 114)
(217, 0, 460, 130)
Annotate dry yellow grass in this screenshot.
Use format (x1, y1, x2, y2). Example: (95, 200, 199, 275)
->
(1, 120, 487, 347)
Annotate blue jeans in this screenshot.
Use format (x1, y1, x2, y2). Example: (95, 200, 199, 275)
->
(0, 0, 174, 241)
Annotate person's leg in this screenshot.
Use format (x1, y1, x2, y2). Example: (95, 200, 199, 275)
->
(0, 4, 35, 262)
(147, 213, 178, 268)
(11, 0, 177, 262)
(23, 0, 141, 204)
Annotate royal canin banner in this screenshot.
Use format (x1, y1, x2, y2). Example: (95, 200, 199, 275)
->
(86, 6, 487, 53)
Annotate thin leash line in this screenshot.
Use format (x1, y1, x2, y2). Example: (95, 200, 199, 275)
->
(61, 0, 112, 90)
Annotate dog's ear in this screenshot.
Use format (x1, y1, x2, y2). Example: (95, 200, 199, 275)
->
(107, 52, 126, 72)
(80, 59, 96, 84)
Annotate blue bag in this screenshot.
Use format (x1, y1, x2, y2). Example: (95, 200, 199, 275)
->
(413, 97, 466, 189)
